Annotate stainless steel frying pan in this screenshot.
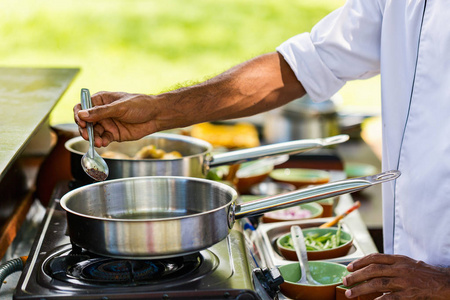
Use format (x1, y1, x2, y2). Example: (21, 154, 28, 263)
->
(60, 170, 400, 259)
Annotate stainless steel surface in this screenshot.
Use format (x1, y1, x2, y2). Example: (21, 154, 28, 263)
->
(79, 88, 109, 181)
(60, 171, 399, 258)
(65, 133, 350, 182)
(290, 225, 320, 285)
(60, 176, 239, 258)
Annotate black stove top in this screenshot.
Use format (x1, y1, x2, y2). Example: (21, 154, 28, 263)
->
(44, 245, 210, 287)
(13, 182, 281, 299)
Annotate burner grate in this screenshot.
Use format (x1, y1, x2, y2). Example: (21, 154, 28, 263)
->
(46, 250, 203, 286)
(73, 259, 165, 282)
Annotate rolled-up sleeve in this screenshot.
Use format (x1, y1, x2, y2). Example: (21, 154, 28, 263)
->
(277, 0, 383, 101)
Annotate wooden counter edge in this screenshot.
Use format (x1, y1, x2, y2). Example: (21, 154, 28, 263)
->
(0, 189, 35, 260)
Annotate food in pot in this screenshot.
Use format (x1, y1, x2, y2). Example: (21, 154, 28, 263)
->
(101, 151, 132, 159)
(100, 145, 182, 160)
(134, 145, 182, 159)
(281, 224, 350, 251)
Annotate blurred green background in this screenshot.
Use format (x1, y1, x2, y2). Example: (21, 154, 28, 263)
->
(1, 0, 380, 126)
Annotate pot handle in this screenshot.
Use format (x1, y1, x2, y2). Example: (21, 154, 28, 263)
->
(207, 134, 349, 168)
(233, 170, 400, 219)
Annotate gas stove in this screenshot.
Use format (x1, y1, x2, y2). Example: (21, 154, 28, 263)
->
(12, 167, 378, 300)
(13, 182, 283, 300)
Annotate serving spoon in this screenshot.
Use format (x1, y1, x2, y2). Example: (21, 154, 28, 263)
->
(80, 88, 109, 181)
(290, 225, 321, 285)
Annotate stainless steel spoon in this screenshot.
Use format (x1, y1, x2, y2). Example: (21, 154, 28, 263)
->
(290, 225, 321, 285)
(80, 88, 109, 181)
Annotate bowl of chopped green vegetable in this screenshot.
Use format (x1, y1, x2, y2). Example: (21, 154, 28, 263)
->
(276, 225, 353, 261)
(278, 261, 350, 300)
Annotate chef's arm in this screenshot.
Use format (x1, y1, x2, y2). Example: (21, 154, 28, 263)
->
(75, 51, 306, 147)
(158, 51, 306, 126)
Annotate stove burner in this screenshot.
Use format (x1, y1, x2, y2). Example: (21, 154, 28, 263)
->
(45, 248, 204, 286)
(71, 258, 167, 283)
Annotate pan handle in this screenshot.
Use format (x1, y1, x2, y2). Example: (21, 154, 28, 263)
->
(233, 170, 400, 220)
(207, 134, 350, 168)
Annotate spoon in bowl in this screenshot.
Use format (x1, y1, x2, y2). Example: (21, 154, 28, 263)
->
(80, 88, 109, 181)
(290, 225, 321, 285)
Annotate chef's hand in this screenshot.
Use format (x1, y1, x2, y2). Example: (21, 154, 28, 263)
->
(74, 91, 167, 147)
(343, 253, 450, 299)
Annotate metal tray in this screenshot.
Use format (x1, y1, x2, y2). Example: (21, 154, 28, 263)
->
(250, 194, 378, 268)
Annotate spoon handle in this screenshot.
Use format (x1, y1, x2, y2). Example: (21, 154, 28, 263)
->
(291, 225, 318, 285)
(80, 88, 95, 157)
(319, 201, 361, 228)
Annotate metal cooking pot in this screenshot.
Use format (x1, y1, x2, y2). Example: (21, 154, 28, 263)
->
(65, 133, 349, 182)
(60, 170, 400, 259)
(264, 94, 340, 143)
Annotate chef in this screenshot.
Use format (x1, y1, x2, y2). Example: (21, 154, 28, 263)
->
(74, 0, 450, 298)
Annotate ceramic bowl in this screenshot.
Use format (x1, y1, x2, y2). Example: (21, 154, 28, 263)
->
(276, 227, 353, 260)
(239, 194, 265, 203)
(316, 197, 338, 218)
(262, 203, 323, 223)
(344, 162, 377, 178)
(269, 168, 330, 188)
(278, 261, 350, 300)
(249, 181, 296, 196)
(235, 160, 274, 194)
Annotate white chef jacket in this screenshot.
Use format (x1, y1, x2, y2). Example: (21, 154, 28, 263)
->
(277, 0, 450, 267)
